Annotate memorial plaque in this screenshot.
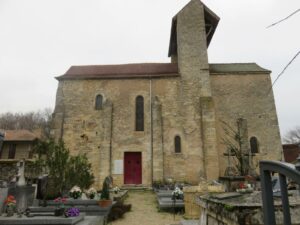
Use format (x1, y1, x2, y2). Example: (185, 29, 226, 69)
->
(113, 160, 123, 174)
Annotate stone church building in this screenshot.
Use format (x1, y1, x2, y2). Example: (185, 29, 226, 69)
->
(51, 0, 282, 188)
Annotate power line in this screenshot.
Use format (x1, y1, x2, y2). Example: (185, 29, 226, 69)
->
(272, 50, 300, 88)
(267, 9, 300, 28)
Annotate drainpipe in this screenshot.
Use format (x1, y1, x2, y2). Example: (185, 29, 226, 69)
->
(109, 103, 114, 176)
(150, 77, 153, 185)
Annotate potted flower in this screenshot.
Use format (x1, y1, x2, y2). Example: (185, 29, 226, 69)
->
(5, 195, 16, 217)
(99, 176, 113, 207)
(53, 197, 67, 216)
(172, 187, 184, 200)
(112, 186, 120, 194)
(86, 187, 97, 199)
(236, 182, 253, 193)
(69, 186, 82, 199)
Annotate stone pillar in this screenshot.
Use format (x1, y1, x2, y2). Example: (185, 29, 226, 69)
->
(99, 100, 113, 186)
(51, 112, 64, 140)
(176, 0, 213, 183)
(0, 189, 8, 214)
(200, 97, 219, 181)
(152, 96, 164, 182)
(51, 81, 65, 140)
(183, 183, 225, 219)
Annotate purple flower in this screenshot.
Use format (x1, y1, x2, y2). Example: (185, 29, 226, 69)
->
(66, 207, 80, 217)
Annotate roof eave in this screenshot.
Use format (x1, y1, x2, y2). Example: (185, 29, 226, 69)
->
(56, 73, 180, 81)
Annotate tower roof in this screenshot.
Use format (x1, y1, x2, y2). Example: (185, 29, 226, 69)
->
(168, 0, 220, 57)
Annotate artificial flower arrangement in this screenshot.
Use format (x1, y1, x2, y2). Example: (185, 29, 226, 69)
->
(65, 207, 80, 217)
(53, 197, 80, 217)
(236, 182, 253, 193)
(5, 195, 16, 216)
(112, 186, 121, 194)
(86, 187, 97, 199)
(54, 197, 67, 216)
(54, 197, 67, 208)
(172, 187, 184, 200)
(69, 186, 82, 199)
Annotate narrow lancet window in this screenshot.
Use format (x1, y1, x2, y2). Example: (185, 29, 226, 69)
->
(175, 136, 181, 153)
(135, 96, 144, 131)
(250, 136, 259, 154)
(95, 95, 103, 110)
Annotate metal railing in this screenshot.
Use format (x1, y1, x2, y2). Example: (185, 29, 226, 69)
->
(260, 160, 300, 225)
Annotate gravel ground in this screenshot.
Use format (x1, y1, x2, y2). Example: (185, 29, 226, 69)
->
(109, 190, 183, 225)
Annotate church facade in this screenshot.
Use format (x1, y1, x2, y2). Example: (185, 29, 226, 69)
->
(51, 0, 282, 188)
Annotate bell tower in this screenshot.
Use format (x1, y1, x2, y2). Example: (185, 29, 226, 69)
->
(168, 0, 220, 180)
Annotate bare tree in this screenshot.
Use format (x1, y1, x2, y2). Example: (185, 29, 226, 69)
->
(0, 108, 52, 138)
(283, 126, 300, 144)
(221, 119, 250, 176)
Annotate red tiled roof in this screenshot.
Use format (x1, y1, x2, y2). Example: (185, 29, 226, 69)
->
(283, 144, 300, 163)
(1, 130, 38, 142)
(56, 63, 179, 80)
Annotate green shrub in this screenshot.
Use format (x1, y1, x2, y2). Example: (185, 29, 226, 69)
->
(33, 139, 94, 198)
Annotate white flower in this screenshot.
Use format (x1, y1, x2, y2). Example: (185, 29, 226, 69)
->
(86, 187, 97, 195)
(112, 186, 120, 192)
(172, 187, 183, 196)
(70, 186, 82, 193)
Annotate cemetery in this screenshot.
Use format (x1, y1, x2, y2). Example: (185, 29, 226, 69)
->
(1, 133, 300, 225)
(0, 140, 129, 225)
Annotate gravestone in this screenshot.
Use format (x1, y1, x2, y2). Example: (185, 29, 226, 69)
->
(36, 175, 48, 200)
(12, 160, 36, 213)
(0, 180, 8, 214)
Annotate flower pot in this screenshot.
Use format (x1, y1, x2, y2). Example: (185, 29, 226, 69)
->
(54, 208, 65, 217)
(6, 205, 15, 217)
(98, 199, 112, 208)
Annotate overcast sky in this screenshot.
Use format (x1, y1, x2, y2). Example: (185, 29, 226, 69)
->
(0, 0, 299, 137)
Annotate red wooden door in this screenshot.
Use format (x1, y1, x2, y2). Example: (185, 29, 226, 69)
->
(124, 152, 142, 184)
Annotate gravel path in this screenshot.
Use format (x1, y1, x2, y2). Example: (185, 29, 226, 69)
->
(109, 190, 183, 225)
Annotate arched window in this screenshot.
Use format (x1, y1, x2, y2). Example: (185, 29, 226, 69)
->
(175, 136, 181, 153)
(250, 136, 259, 154)
(95, 95, 103, 110)
(135, 96, 144, 131)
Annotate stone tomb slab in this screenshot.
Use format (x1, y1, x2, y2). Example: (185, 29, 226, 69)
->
(0, 215, 84, 225)
(158, 197, 184, 209)
(156, 190, 173, 198)
(211, 192, 242, 200)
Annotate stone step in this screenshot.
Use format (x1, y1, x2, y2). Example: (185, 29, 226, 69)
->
(121, 185, 151, 191)
(179, 220, 199, 225)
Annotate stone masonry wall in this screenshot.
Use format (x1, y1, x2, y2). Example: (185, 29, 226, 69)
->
(211, 73, 283, 175)
(52, 77, 209, 188)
